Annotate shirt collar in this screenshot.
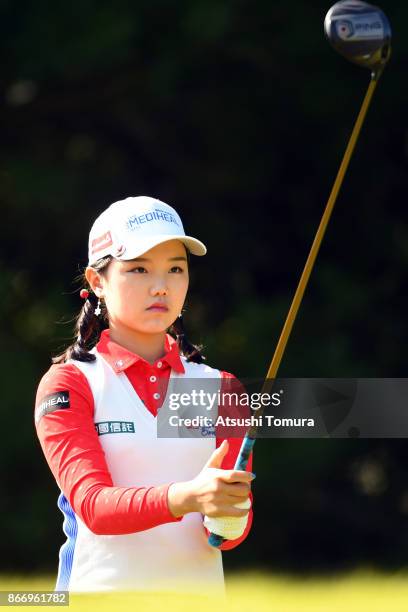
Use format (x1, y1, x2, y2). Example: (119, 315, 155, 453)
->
(96, 328, 185, 374)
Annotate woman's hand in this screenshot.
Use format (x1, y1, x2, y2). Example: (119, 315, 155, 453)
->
(167, 440, 254, 518)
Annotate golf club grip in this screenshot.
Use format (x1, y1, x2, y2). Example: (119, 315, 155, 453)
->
(207, 435, 256, 547)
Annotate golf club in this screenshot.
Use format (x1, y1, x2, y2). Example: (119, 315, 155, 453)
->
(208, 0, 392, 547)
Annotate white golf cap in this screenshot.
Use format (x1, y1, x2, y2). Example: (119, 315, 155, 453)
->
(88, 195, 207, 266)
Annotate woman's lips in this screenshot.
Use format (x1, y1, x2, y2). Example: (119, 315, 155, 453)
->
(147, 304, 169, 312)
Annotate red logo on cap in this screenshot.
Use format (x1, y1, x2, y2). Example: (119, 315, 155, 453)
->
(91, 231, 113, 255)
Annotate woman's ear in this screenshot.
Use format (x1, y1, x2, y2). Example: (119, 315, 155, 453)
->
(85, 267, 104, 297)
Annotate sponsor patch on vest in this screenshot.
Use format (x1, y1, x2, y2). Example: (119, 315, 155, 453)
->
(95, 421, 135, 436)
(35, 391, 70, 424)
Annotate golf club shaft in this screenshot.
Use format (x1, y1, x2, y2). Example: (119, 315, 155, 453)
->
(263, 75, 379, 384)
(208, 75, 379, 548)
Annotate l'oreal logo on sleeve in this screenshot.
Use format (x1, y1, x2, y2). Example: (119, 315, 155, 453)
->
(35, 391, 70, 424)
(126, 208, 179, 231)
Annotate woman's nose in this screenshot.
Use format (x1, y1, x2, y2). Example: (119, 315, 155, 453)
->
(150, 278, 168, 295)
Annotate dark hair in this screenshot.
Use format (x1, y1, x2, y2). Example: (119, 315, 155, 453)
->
(52, 249, 206, 365)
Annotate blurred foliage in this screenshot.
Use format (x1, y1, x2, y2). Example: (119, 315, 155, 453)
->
(1, 0, 408, 574)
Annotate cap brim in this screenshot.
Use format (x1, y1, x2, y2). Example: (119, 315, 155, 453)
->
(116, 234, 207, 261)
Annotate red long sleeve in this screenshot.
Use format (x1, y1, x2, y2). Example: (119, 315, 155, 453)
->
(35, 363, 182, 535)
(212, 372, 254, 551)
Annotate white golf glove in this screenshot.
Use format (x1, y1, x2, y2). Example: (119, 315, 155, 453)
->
(203, 497, 251, 540)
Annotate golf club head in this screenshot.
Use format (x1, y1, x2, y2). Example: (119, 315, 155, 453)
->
(324, 0, 391, 78)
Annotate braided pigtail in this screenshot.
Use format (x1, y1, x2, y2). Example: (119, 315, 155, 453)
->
(170, 312, 206, 364)
(75, 291, 102, 362)
(52, 256, 112, 364)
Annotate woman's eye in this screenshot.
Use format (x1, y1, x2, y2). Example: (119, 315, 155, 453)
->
(128, 266, 184, 273)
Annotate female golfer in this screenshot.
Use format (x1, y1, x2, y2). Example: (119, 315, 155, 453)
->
(34, 195, 254, 595)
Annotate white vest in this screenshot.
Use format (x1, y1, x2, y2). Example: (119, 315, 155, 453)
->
(55, 347, 224, 595)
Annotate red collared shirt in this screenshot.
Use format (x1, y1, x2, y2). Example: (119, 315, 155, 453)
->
(97, 329, 185, 417)
(34, 330, 253, 551)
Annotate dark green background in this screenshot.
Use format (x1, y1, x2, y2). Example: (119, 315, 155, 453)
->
(1, 0, 407, 575)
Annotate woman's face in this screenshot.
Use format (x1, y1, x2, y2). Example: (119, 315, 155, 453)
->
(86, 239, 189, 335)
